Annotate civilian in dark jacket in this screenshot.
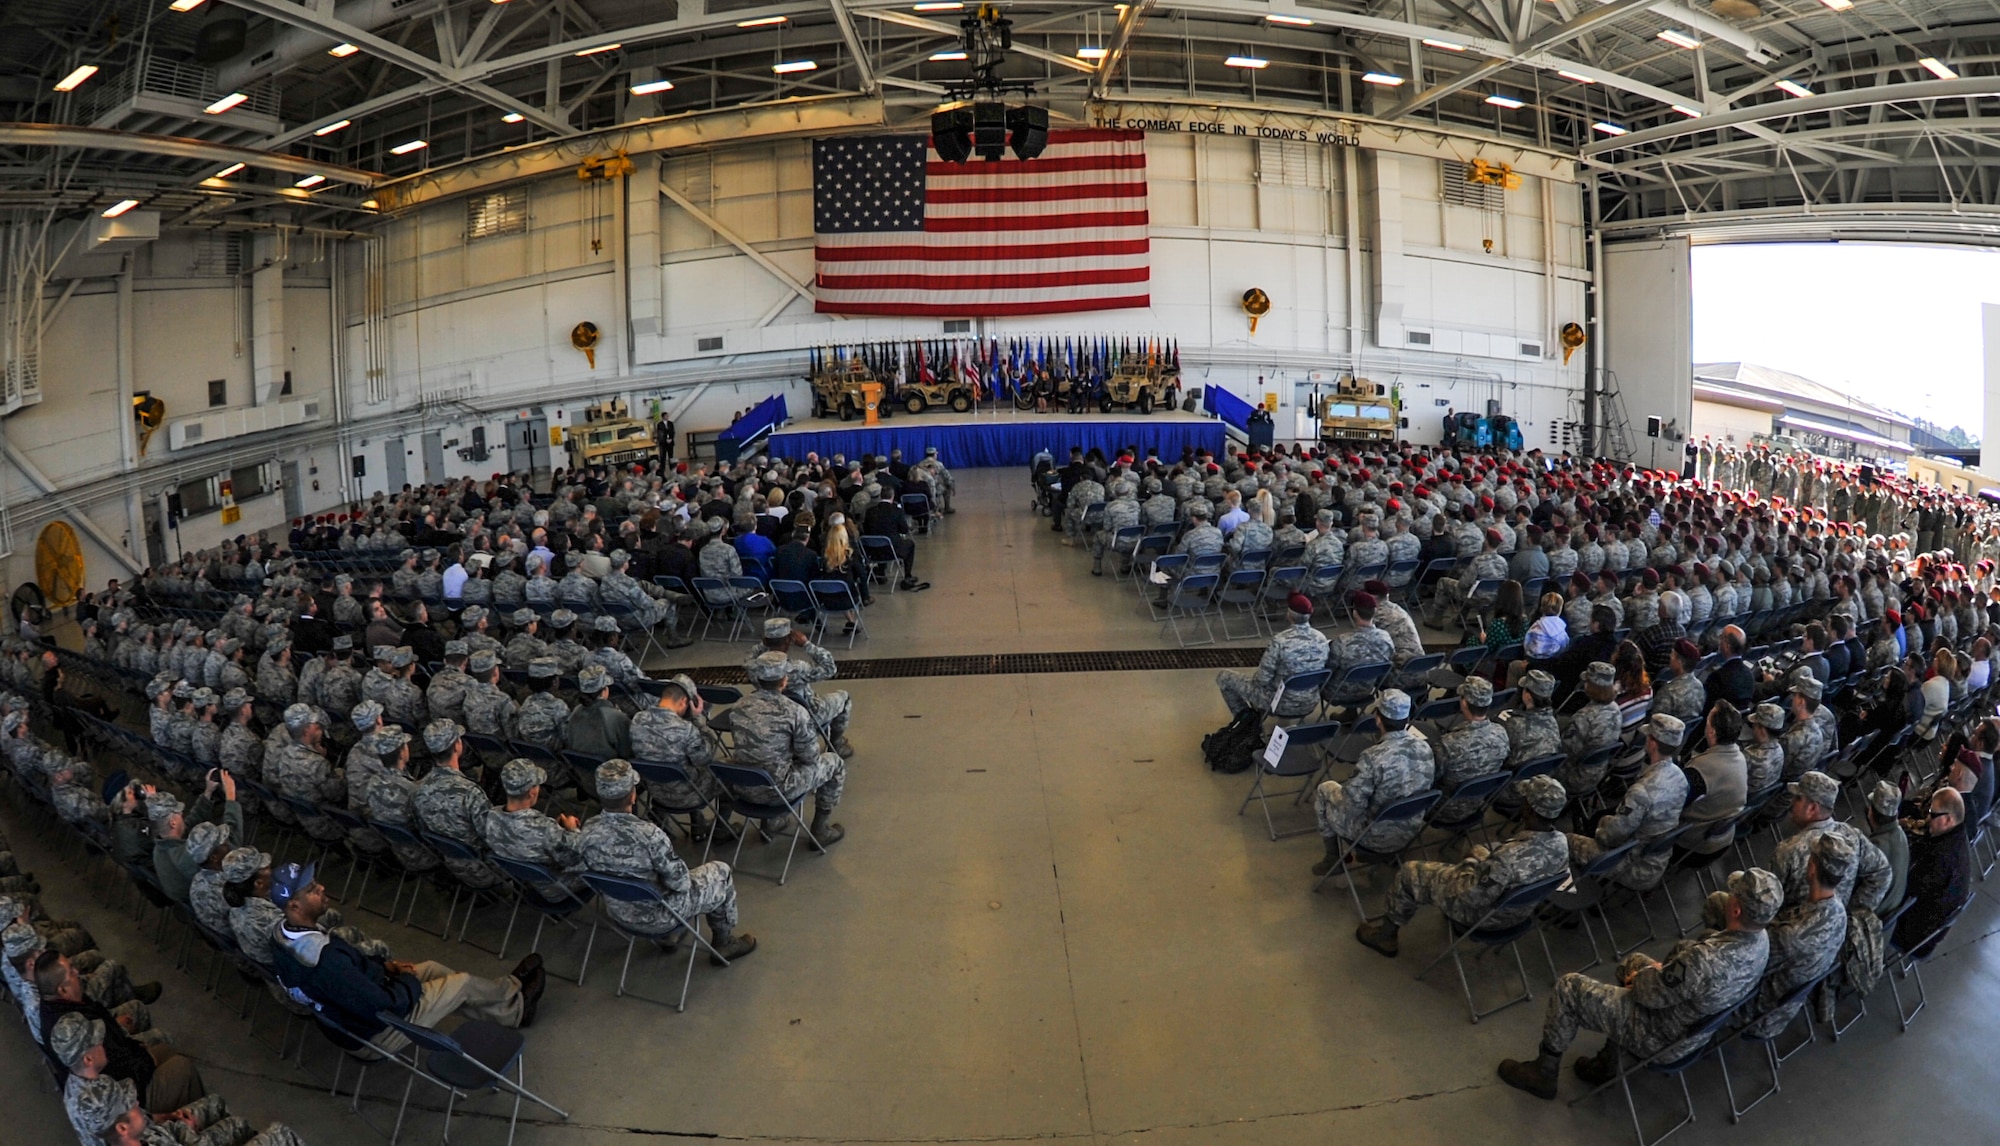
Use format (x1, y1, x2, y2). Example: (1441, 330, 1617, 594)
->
(861, 498, 929, 590)
(1542, 605, 1619, 694)
(1895, 787, 1973, 959)
(771, 531, 825, 585)
(1705, 625, 1756, 715)
(35, 952, 206, 1111)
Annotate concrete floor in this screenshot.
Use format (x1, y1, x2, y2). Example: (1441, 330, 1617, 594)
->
(6, 466, 2000, 1144)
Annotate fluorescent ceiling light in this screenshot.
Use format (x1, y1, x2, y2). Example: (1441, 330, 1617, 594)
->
(213, 162, 245, 178)
(929, 51, 967, 61)
(1265, 13, 1313, 25)
(1656, 29, 1700, 50)
(1361, 72, 1406, 85)
(1919, 57, 1958, 80)
(1485, 94, 1526, 109)
(361, 199, 380, 209)
(102, 199, 139, 218)
(772, 60, 818, 73)
(1592, 121, 1629, 135)
(574, 43, 621, 56)
(629, 79, 675, 94)
(1557, 70, 1596, 84)
(1775, 79, 1813, 98)
(168, 0, 206, 10)
(1226, 56, 1270, 69)
(737, 15, 787, 26)
(913, 2, 963, 9)
(390, 139, 428, 154)
(1816, 0, 1852, 9)
(1076, 46, 1108, 59)
(1422, 38, 1466, 51)
(502, 112, 525, 123)
(204, 92, 248, 114)
(294, 174, 326, 188)
(328, 43, 359, 57)
(53, 65, 99, 92)
(313, 119, 351, 136)
(1671, 103, 1703, 117)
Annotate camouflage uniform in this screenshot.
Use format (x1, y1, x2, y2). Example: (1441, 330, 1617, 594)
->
(413, 766, 501, 888)
(756, 639, 853, 744)
(576, 810, 739, 937)
(269, 739, 345, 842)
(1386, 828, 1570, 930)
(727, 689, 844, 812)
(366, 771, 439, 872)
(1745, 894, 1845, 1038)
(1433, 717, 1511, 822)
(1063, 477, 1105, 544)
(1779, 712, 1832, 782)
(1539, 925, 1771, 1062)
(426, 665, 472, 725)
(463, 679, 519, 740)
(1559, 701, 1624, 795)
(1567, 758, 1688, 890)
(629, 705, 726, 806)
(1649, 673, 1706, 726)
(483, 806, 585, 902)
(1373, 599, 1425, 669)
(1315, 727, 1435, 851)
(1217, 620, 1329, 718)
(1302, 530, 1346, 594)
(1771, 818, 1890, 913)
(1322, 625, 1395, 707)
(504, 630, 549, 671)
(514, 692, 571, 751)
(1091, 490, 1142, 575)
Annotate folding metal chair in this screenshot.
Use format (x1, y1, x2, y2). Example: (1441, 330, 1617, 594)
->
(1216, 569, 1268, 641)
(860, 535, 905, 590)
(687, 577, 741, 641)
(488, 856, 595, 978)
(631, 759, 723, 863)
(808, 579, 867, 648)
(708, 761, 828, 885)
(374, 1012, 569, 1146)
(1237, 720, 1340, 841)
(768, 580, 823, 642)
(418, 830, 515, 948)
(1567, 994, 1754, 1146)
(1414, 873, 1565, 1022)
(1143, 554, 1190, 613)
(1716, 969, 1833, 1121)
(1159, 572, 1220, 647)
(576, 871, 737, 1007)
(1312, 789, 1444, 919)
(1543, 837, 1643, 972)
(1887, 895, 1976, 1030)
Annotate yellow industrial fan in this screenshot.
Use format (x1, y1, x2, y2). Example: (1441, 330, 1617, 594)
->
(571, 321, 600, 369)
(133, 391, 165, 456)
(1242, 288, 1271, 334)
(36, 521, 84, 609)
(1559, 322, 1587, 365)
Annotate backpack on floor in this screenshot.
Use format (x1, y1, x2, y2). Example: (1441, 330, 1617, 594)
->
(1201, 709, 1264, 773)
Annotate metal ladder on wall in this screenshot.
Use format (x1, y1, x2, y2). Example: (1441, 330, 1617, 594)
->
(1564, 371, 1636, 462)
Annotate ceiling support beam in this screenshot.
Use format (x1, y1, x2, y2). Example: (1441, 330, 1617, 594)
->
(1383, 0, 1657, 119)
(856, 9, 1098, 75)
(0, 123, 380, 184)
(1092, 0, 1157, 100)
(658, 184, 815, 307)
(827, 0, 879, 95)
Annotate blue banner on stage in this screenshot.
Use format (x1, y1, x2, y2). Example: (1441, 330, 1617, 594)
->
(764, 418, 1225, 469)
(1202, 385, 1254, 433)
(715, 394, 790, 463)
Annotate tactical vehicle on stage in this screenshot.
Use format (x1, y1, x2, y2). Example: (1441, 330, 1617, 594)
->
(1318, 376, 1400, 446)
(809, 357, 892, 421)
(899, 376, 976, 415)
(564, 399, 655, 470)
(1099, 360, 1179, 414)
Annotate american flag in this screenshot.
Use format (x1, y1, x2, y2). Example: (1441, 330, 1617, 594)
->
(812, 129, 1150, 317)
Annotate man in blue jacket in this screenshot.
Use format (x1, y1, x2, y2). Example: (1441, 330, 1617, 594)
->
(267, 862, 544, 1053)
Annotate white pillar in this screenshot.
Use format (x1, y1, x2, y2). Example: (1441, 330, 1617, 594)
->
(1982, 303, 2000, 478)
(251, 233, 286, 405)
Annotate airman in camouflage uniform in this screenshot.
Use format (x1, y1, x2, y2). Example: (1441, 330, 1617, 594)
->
(628, 675, 726, 838)
(1312, 689, 1435, 863)
(1567, 715, 1689, 891)
(269, 704, 345, 842)
(589, 615, 644, 686)
(731, 652, 847, 846)
(412, 721, 500, 889)
(460, 607, 505, 658)
(1322, 594, 1396, 708)
(366, 733, 439, 873)
(462, 650, 518, 741)
(601, 549, 676, 630)
(318, 639, 364, 722)
(503, 609, 549, 670)
(752, 618, 854, 755)
(1779, 676, 1831, 781)
(1497, 868, 1778, 1099)
(1356, 775, 1572, 957)
(1559, 661, 1625, 796)
(513, 658, 571, 756)
(390, 549, 421, 598)
(482, 760, 585, 902)
(1432, 676, 1512, 822)
(1091, 481, 1142, 576)
(1771, 772, 1891, 912)
(1217, 594, 1329, 718)
(1062, 473, 1105, 546)
(578, 760, 756, 960)
(216, 691, 263, 792)
(544, 610, 590, 676)
(1745, 830, 1851, 1039)
(1301, 511, 1346, 595)
(1743, 704, 1787, 796)
(376, 647, 426, 731)
(188, 690, 222, 768)
(1342, 519, 1390, 598)
(489, 558, 527, 611)
(426, 641, 473, 726)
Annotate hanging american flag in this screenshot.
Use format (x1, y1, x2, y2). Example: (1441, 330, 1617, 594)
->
(812, 129, 1150, 317)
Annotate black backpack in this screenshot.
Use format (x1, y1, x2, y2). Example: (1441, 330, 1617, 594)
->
(1201, 709, 1265, 773)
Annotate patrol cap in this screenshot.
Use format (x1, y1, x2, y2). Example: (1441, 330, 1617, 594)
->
(386, 646, 413, 668)
(334, 573, 353, 587)
(268, 861, 317, 907)
(463, 606, 488, 625)
(185, 820, 230, 865)
(190, 687, 217, 709)
(145, 792, 183, 823)
(172, 680, 194, 701)
(1582, 661, 1617, 689)
(444, 640, 469, 658)
(500, 758, 547, 796)
(1, 920, 43, 960)
(68, 1076, 138, 1138)
(1727, 868, 1783, 927)
(527, 656, 561, 680)
(1788, 674, 1824, 702)
(513, 608, 537, 626)
(369, 727, 411, 757)
(371, 644, 395, 663)
(1520, 669, 1557, 700)
(399, 548, 416, 562)
(593, 614, 621, 634)
(423, 719, 463, 755)
(609, 549, 631, 567)
(1813, 830, 1858, 888)
(1750, 702, 1785, 731)
(217, 637, 242, 656)
(595, 758, 639, 800)
(748, 650, 792, 683)
(1642, 713, 1686, 749)
(220, 847, 269, 883)
(342, 700, 378, 732)
(1868, 780, 1901, 818)
(1366, 688, 1412, 721)
(51, 1010, 106, 1068)
(763, 617, 794, 639)
(0, 711, 23, 736)
(144, 676, 173, 700)
(577, 665, 611, 693)
(331, 635, 354, 652)
(222, 687, 250, 710)
(549, 609, 576, 630)
(1515, 774, 1568, 819)
(1788, 770, 1840, 811)
(469, 650, 499, 674)
(1459, 675, 1495, 708)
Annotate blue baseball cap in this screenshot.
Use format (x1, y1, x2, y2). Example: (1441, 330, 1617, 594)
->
(269, 861, 318, 908)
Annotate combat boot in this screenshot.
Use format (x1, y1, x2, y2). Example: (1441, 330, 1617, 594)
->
(1496, 1049, 1562, 1100)
(831, 735, 855, 757)
(1572, 1042, 1621, 1086)
(1354, 919, 1400, 957)
(809, 807, 846, 850)
(708, 928, 758, 966)
(1310, 835, 1343, 877)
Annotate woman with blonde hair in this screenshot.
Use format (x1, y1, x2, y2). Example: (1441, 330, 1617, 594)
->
(1251, 488, 1276, 528)
(822, 513, 870, 633)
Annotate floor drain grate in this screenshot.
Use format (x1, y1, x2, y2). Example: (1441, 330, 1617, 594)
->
(678, 646, 1266, 684)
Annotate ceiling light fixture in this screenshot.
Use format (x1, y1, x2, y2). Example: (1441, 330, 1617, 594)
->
(1656, 29, 1700, 50)
(929, 50, 968, 60)
(1592, 120, 1629, 135)
(102, 199, 140, 218)
(390, 139, 428, 154)
(53, 65, 99, 92)
(736, 15, 787, 26)
(502, 112, 525, 123)
(1485, 94, 1526, 109)
(772, 60, 818, 73)
(1918, 57, 1958, 80)
(168, 0, 206, 10)
(1361, 72, 1406, 85)
(1076, 46, 1108, 59)
(1775, 78, 1813, 98)
(1226, 56, 1270, 69)
(913, 2, 964, 10)
(213, 162, 245, 178)
(629, 79, 675, 94)
(1816, 0, 1852, 9)
(1422, 38, 1467, 51)
(294, 174, 326, 188)
(1264, 13, 1314, 25)
(574, 43, 621, 56)
(313, 119, 351, 136)
(204, 92, 249, 114)
(1671, 103, 1703, 117)
(1557, 69, 1597, 84)
(328, 43, 359, 57)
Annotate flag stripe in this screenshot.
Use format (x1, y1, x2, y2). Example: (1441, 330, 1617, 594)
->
(925, 182, 1148, 204)
(922, 210, 1149, 232)
(817, 266, 1152, 291)
(813, 238, 1152, 262)
(812, 295, 1154, 317)
(816, 255, 1147, 278)
(927, 153, 1146, 177)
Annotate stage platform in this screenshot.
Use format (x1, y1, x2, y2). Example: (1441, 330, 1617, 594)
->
(764, 408, 1225, 469)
